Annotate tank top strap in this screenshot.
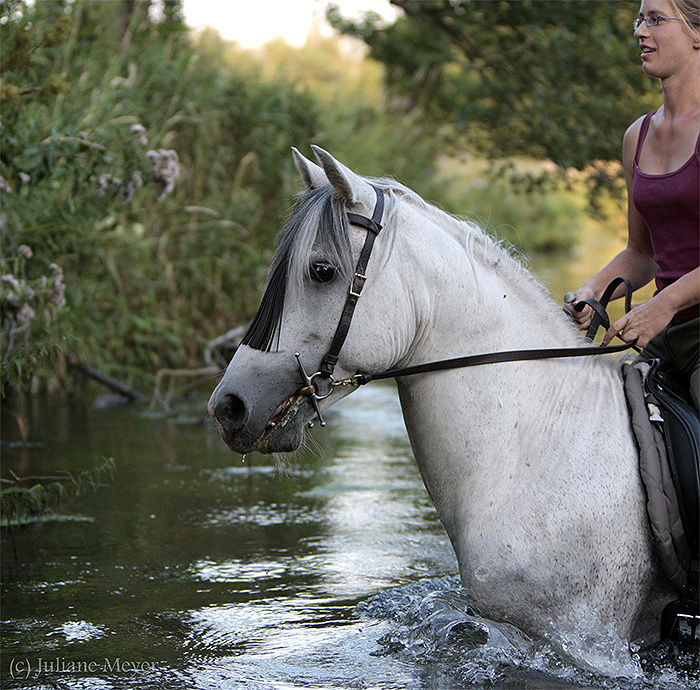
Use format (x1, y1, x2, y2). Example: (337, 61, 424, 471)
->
(634, 111, 655, 167)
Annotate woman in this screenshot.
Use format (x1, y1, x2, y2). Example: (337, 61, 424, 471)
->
(566, 0, 700, 409)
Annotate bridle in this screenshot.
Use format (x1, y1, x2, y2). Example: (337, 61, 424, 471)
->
(294, 183, 384, 425)
(294, 185, 638, 426)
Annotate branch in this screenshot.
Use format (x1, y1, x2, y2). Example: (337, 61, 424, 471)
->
(1, 472, 81, 484)
(40, 135, 106, 150)
(150, 365, 219, 412)
(67, 356, 145, 402)
(204, 325, 245, 367)
(149, 325, 244, 413)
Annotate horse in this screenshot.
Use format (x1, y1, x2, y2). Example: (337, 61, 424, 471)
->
(208, 146, 673, 675)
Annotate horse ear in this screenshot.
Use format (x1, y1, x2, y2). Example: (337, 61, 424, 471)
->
(291, 147, 327, 190)
(311, 145, 374, 207)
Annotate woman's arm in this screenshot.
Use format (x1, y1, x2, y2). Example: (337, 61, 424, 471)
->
(604, 265, 700, 347)
(565, 116, 657, 328)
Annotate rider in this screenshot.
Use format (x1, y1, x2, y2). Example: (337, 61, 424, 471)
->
(565, 0, 700, 411)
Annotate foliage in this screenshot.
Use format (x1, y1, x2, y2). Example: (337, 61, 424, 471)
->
(253, 31, 444, 191)
(0, 456, 116, 527)
(1, 244, 67, 389)
(431, 155, 587, 252)
(0, 0, 319, 391)
(327, 0, 661, 193)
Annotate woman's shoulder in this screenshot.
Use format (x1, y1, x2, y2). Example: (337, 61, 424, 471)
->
(622, 110, 657, 164)
(624, 111, 655, 145)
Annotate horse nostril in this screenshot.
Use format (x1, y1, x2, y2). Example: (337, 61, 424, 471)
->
(214, 393, 247, 433)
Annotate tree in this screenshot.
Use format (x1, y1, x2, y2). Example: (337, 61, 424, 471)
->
(328, 0, 659, 175)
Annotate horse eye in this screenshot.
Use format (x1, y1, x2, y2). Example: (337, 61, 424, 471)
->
(309, 261, 338, 284)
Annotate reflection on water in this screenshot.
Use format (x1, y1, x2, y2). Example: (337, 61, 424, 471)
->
(1, 384, 461, 689)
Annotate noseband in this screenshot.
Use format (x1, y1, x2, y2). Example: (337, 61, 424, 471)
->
(294, 184, 384, 426)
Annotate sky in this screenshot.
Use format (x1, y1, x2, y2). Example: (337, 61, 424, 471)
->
(182, 0, 398, 48)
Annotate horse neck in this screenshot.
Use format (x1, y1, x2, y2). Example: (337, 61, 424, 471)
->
(392, 203, 632, 521)
(396, 203, 583, 358)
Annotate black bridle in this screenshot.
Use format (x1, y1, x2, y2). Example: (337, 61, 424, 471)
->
(295, 185, 637, 426)
(294, 184, 385, 424)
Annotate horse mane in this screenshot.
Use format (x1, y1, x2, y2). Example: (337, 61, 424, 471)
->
(389, 180, 583, 342)
(378, 179, 558, 310)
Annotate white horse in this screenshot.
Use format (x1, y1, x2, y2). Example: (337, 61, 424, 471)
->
(208, 146, 672, 675)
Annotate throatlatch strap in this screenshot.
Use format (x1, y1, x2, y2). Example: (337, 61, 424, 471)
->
(319, 185, 384, 377)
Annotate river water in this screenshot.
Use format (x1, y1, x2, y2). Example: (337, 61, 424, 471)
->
(1, 237, 695, 689)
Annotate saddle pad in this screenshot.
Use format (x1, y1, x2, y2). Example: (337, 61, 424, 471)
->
(623, 363, 690, 591)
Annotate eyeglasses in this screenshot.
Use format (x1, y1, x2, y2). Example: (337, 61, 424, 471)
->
(633, 15, 683, 30)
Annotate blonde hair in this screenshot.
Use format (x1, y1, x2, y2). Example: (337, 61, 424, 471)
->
(668, 0, 700, 37)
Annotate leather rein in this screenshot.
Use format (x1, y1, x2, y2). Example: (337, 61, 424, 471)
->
(294, 185, 638, 425)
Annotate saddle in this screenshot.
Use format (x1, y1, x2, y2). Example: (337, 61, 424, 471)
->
(624, 358, 700, 644)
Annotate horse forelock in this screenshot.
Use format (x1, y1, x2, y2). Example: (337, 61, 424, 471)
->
(241, 185, 355, 352)
(285, 186, 356, 297)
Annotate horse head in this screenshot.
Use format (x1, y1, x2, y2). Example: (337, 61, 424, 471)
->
(208, 147, 418, 454)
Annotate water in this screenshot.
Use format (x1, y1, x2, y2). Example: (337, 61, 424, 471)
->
(0, 384, 451, 689)
(2, 382, 697, 690)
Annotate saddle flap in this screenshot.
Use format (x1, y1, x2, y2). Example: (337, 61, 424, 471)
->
(644, 359, 700, 555)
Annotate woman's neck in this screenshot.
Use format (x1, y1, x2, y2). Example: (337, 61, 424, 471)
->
(661, 63, 700, 120)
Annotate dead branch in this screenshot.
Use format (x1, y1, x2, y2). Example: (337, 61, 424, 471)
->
(150, 366, 219, 412)
(204, 325, 245, 368)
(149, 326, 244, 413)
(68, 356, 145, 402)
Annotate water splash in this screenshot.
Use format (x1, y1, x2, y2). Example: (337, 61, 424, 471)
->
(356, 576, 700, 689)
(52, 620, 107, 643)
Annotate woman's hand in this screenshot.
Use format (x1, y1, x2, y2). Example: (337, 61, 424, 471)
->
(563, 286, 597, 330)
(603, 296, 675, 348)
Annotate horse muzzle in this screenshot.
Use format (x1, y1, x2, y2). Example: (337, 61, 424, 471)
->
(209, 385, 309, 453)
(208, 360, 315, 454)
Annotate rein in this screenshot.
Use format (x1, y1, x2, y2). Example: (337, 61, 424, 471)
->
(352, 338, 637, 386)
(294, 187, 639, 424)
(358, 276, 640, 384)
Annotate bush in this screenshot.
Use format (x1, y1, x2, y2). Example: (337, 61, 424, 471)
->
(0, 0, 319, 392)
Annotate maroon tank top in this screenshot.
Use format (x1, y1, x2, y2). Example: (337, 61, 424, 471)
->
(632, 111, 700, 322)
